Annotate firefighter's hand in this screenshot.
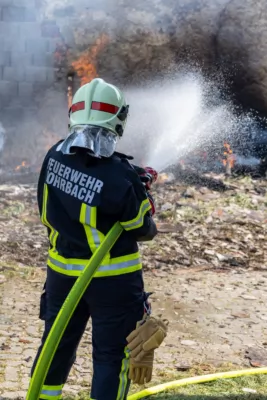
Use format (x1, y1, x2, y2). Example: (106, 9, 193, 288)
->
(126, 317, 168, 362)
(141, 166, 158, 190)
(133, 165, 158, 190)
(128, 350, 154, 385)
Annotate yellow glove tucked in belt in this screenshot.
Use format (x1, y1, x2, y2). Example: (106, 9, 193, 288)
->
(128, 349, 154, 385)
(126, 317, 168, 362)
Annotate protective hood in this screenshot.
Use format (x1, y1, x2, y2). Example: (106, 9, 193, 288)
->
(60, 125, 118, 158)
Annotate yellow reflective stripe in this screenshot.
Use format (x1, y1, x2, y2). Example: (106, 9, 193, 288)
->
(47, 251, 142, 277)
(42, 385, 63, 391)
(81, 204, 98, 253)
(80, 203, 97, 228)
(94, 263, 142, 278)
(109, 252, 139, 264)
(116, 347, 130, 400)
(89, 204, 96, 228)
(85, 225, 101, 253)
(80, 203, 110, 262)
(40, 384, 63, 399)
(80, 203, 99, 252)
(41, 184, 49, 226)
(48, 260, 142, 277)
(121, 199, 151, 231)
(48, 251, 139, 266)
(41, 184, 58, 252)
(98, 256, 141, 272)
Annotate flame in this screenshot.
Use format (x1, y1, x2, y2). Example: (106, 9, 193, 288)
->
(157, 173, 171, 184)
(72, 34, 110, 86)
(221, 142, 235, 170)
(15, 161, 27, 171)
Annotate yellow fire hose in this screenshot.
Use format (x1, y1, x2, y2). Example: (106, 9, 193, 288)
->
(127, 367, 267, 399)
(26, 221, 123, 400)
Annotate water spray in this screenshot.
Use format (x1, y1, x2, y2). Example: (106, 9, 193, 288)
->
(118, 71, 257, 172)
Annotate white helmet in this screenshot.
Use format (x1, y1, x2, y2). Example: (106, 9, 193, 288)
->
(60, 78, 129, 157)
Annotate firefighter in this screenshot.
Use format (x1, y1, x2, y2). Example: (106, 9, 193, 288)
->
(31, 78, 168, 400)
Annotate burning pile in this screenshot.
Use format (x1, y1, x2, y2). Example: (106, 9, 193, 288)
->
(221, 142, 236, 175)
(15, 161, 28, 172)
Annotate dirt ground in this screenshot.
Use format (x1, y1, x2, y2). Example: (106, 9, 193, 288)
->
(1, 266, 267, 399)
(0, 174, 267, 399)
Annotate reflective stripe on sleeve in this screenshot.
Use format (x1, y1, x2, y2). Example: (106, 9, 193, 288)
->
(120, 199, 151, 231)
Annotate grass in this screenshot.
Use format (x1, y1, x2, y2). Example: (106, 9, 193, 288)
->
(64, 368, 267, 400)
(226, 193, 258, 210)
(147, 374, 267, 399)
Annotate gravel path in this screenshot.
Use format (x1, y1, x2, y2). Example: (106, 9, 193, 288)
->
(1, 266, 267, 399)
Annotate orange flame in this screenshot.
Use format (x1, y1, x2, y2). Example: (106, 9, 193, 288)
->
(157, 173, 170, 184)
(72, 34, 110, 86)
(15, 161, 27, 171)
(221, 142, 235, 170)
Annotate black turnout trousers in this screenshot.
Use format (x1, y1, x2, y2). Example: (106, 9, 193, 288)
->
(31, 267, 146, 400)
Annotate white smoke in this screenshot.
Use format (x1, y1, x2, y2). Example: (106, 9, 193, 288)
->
(0, 0, 262, 170)
(0, 123, 6, 153)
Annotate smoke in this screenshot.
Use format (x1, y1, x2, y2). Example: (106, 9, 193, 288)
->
(0, 0, 68, 167)
(45, 0, 267, 122)
(1, 89, 68, 168)
(0, 123, 6, 154)
(1, 0, 266, 169)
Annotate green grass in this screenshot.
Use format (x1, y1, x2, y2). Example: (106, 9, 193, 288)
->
(65, 370, 267, 400)
(147, 374, 267, 399)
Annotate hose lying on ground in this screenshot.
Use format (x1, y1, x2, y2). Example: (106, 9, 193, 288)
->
(127, 367, 267, 399)
(26, 222, 124, 400)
